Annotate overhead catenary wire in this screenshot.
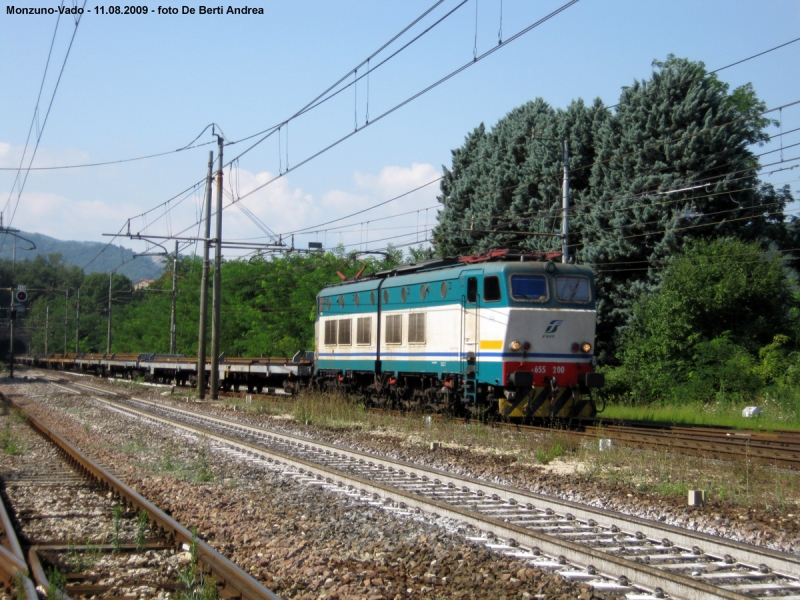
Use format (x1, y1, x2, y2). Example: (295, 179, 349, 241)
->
(118, 0, 468, 239)
(340, 169, 800, 259)
(114, 28, 798, 253)
(1, 3, 63, 194)
(277, 107, 800, 247)
(5, 32, 798, 178)
(451, 154, 800, 234)
(268, 99, 799, 246)
(2, 0, 88, 243)
(262, 40, 800, 243)
(124, 0, 582, 245)
(105, 24, 799, 267)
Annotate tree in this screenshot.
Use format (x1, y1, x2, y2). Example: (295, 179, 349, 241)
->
(432, 55, 793, 360)
(617, 238, 796, 402)
(433, 98, 607, 256)
(582, 56, 790, 357)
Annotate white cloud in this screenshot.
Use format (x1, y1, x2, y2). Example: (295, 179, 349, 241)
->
(354, 162, 441, 198)
(0, 161, 443, 258)
(0, 190, 137, 242)
(209, 162, 441, 254)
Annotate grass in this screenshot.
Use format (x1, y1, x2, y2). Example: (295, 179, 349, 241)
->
(112, 504, 122, 552)
(44, 566, 66, 600)
(578, 431, 800, 511)
(292, 392, 370, 428)
(136, 510, 150, 551)
(601, 402, 800, 431)
(136, 439, 215, 483)
(195, 442, 213, 483)
(0, 421, 25, 455)
(66, 541, 101, 572)
(173, 529, 219, 600)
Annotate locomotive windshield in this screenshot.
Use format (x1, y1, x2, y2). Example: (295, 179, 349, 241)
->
(555, 276, 590, 302)
(510, 275, 547, 301)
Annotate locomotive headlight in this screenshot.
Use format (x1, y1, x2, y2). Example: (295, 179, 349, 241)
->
(581, 343, 592, 353)
(510, 340, 522, 351)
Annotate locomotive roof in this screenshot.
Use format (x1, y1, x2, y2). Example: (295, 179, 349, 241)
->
(319, 250, 593, 295)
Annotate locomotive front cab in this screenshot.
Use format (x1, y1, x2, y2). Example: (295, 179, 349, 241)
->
(482, 262, 604, 420)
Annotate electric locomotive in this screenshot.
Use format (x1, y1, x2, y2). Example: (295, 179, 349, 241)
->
(314, 249, 604, 419)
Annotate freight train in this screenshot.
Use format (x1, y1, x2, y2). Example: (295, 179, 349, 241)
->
(18, 249, 604, 420)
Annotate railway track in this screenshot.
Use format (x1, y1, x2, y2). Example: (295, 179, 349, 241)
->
(494, 421, 800, 470)
(48, 376, 800, 600)
(23, 365, 800, 469)
(0, 390, 280, 600)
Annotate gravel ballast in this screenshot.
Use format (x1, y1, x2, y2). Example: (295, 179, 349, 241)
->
(3, 380, 624, 599)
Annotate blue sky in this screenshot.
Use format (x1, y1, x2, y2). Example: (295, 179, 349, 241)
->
(2, 0, 799, 266)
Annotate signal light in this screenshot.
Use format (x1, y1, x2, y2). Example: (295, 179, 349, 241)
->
(14, 290, 27, 303)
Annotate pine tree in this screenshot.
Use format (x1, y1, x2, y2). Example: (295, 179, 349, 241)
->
(433, 55, 792, 360)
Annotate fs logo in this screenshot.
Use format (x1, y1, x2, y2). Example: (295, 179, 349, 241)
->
(543, 319, 564, 338)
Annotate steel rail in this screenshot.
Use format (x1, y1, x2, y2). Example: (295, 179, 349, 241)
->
(0, 398, 40, 600)
(587, 426, 800, 469)
(27, 366, 800, 468)
(89, 397, 706, 598)
(494, 421, 800, 469)
(70, 386, 800, 600)
(1, 392, 281, 600)
(65, 381, 800, 574)
(27, 548, 70, 600)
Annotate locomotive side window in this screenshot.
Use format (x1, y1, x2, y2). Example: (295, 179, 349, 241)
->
(324, 320, 337, 345)
(357, 317, 372, 345)
(555, 276, 590, 303)
(484, 276, 501, 302)
(467, 277, 478, 303)
(338, 319, 352, 345)
(408, 313, 426, 344)
(510, 275, 548, 301)
(385, 314, 403, 344)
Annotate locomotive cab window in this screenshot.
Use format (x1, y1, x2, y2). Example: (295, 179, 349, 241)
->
(555, 276, 590, 303)
(324, 320, 337, 345)
(467, 277, 478, 303)
(484, 276, 501, 302)
(510, 275, 548, 301)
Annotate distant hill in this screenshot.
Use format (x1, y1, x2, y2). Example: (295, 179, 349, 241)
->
(0, 231, 164, 281)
